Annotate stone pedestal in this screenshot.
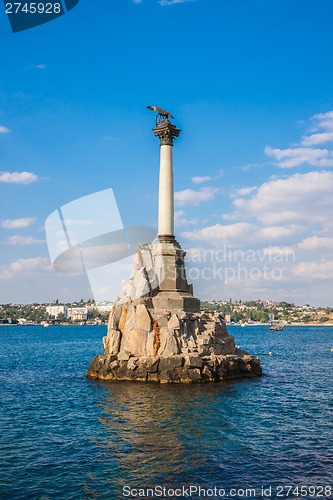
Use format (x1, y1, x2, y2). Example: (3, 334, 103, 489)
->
(151, 239, 200, 312)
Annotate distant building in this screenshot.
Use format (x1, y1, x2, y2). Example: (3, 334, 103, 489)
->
(225, 314, 231, 323)
(46, 305, 68, 320)
(94, 302, 113, 313)
(0, 318, 12, 324)
(68, 307, 88, 321)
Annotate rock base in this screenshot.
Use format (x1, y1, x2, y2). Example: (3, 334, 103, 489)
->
(86, 241, 262, 383)
(86, 351, 262, 383)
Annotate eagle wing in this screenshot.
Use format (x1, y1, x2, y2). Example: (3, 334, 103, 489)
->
(147, 105, 174, 119)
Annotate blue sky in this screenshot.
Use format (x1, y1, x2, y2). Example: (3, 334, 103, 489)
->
(1, 0, 333, 305)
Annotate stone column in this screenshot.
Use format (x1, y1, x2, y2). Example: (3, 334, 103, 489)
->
(154, 119, 181, 242)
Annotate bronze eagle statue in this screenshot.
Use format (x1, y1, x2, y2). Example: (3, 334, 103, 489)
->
(146, 105, 174, 120)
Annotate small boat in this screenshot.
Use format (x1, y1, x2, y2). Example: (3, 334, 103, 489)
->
(269, 325, 284, 332)
(44, 323, 50, 328)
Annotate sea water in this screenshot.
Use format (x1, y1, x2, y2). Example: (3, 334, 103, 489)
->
(0, 325, 332, 499)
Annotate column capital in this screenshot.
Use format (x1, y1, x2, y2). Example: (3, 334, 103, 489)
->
(153, 119, 181, 146)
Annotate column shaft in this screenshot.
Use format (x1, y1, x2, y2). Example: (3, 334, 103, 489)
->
(158, 144, 174, 239)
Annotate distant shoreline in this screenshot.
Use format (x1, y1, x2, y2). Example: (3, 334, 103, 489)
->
(1, 322, 333, 327)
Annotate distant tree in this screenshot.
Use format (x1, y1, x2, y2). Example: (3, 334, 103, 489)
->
(57, 313, 66, 322)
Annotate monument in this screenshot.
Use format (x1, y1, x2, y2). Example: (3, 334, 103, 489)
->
(86, 108, 262, 383)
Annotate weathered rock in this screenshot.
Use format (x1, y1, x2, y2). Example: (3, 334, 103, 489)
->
(188, 368, 202, 382)
(135, 304, 151, 331)
(110, 359, 119, 371)
(118, 350, 130, 361)
(202, 365, 214, 381)
(120, 329, 148, 357)
(133, 267, 150, 298)
(159, 331, 180, 357)
(105, 329, 122, 355)
(119, 306, 127, 330)
(87, 240, 262, 383)
(86, 352, 262, 383)
(168, 313, 180, 330)
(127, 357, 139, 371)
(159, 356, 184, 371)
(88, 354, 103, 375)
(147, 357, 159, 373)
(184, 355, 202, 369)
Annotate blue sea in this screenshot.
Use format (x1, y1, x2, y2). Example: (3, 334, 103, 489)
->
(0, 325, 332, 499)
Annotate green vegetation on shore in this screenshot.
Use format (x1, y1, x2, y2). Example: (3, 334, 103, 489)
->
(1, 299, 333, 325)
(200, 299, 333, 324)
(0, 300, 109, 325)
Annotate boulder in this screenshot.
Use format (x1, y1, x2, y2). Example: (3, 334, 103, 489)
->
(106, 329, 121, 355)
(188, 368, 202, 382)
(120, 329, 148, 356)
(168, 313, 180, 330)
(184, 355, 202, 369)
(118, 350, 130, 361)
(135, 304, 151, 331)
(159, 331, 180, 356)
(159, 356, 183, 371)
(147, 357, 160, 373)
(127, 357, 139, 371)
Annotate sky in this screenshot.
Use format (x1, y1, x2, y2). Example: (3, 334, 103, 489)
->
(1, 0, 333, 306)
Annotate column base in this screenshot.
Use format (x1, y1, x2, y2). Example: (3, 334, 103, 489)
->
(158, 234, 176, 242)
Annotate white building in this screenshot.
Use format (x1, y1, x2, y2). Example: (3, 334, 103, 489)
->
(93, 302, 113, 313)
(68, 307, 88, 321)
(46, 305, 68, 320)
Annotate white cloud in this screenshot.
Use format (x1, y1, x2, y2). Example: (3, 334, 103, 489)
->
(241, 162, 272, 171)
(192, 176, 213, 184)
(311, 111, 333, 132)
(259, 226, 297, 239)
(0, 171, 38, 184)
(265, 111, 333, 168)
(0, 125, 10, 133)
(5, 236, 45, 246)
(181, 221, 302, 249)
(293, 260, 333, 279)
(233, 171, 333, 225)
(175, 210, 197, 227)
(264, 146, 333, 168)
(9, 257, 50, 273)
(262, 246, 296, 257)
(1, 217, 36, 229)
(35, 64, 46, 69)
(235, 186, 257, 196)
(301, 132, 333, 147)
(181, 222, 254, 246)
(0, 257, 51, 281)
(175, 187, 220, 206)
(159, 0, 195, 5)
(298, 236, 333, 250)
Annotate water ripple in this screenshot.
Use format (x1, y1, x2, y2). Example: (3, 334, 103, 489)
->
(0, 325, 332, 498)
